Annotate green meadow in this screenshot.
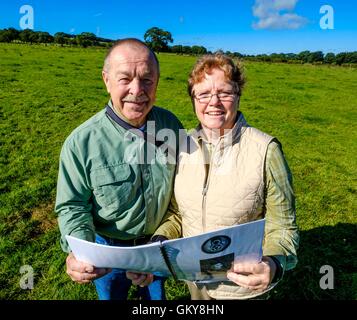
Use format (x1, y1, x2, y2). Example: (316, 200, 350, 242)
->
(0, 43, 356, 300)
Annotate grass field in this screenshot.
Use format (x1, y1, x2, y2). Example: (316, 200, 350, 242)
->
(0, 43, 356, 300)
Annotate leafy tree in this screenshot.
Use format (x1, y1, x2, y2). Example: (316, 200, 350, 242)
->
(96, 36, 115, 47)
(256, 54, 271, 62)
(307, 51, 324, 63)
(345, 52, 357, 64)
(270, 53, 288, 62)
(80, 32, 97, 43)
(286, 53, 298, 61)
(75, 32, 98, 47)
(335, 52, 347, 65)
(54, 32, 67, 45)
(182, 46, 192, 54)
(324, 52, 336, 64)
(0, 29, 11, 42)
(170, 45, 183, 54)
(54, 32, 75, 46)
(191, 45, 207, 55)
(8, 27, 20, 41)
(19, 29, 37, 44)
(351, 52, 357, 63)
(36, 31, 53, 44)
(144, 27, 173, 53)
(297, 50, 311, 63)
(75, 35, 89, 47)
(233, 52, 243, 59)
(0, 28, 20, 42)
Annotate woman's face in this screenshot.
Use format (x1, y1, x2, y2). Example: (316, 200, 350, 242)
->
(192, 68, 238, 134)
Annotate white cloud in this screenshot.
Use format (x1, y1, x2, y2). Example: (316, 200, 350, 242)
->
(273, 0, 298, 11)
(252, 0, 308, 30)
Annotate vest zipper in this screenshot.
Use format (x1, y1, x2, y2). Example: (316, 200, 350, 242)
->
(201, 140, 220, 232)
(201, 184, 208, 232)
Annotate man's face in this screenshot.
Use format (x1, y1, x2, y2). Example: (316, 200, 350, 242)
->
(102, 46, 159, 127)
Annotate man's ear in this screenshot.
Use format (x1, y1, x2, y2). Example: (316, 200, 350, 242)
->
(102, 71, 110, 93)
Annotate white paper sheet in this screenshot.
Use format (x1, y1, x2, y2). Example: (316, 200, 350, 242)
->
(66, 236, 172, 276)
(66, 219, 265, 282)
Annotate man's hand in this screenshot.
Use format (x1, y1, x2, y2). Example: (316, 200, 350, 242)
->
(226, 256, 277, 292)
(126, 271, 154, 287)
(66, 252, 112, 284)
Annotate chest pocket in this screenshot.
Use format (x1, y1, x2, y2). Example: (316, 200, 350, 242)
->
(91, 164, 132, 208)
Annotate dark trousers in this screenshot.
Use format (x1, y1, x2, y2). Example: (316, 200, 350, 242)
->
(93, 234, 166, 300)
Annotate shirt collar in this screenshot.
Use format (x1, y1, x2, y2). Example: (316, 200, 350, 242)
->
(107, 100, 147, 132)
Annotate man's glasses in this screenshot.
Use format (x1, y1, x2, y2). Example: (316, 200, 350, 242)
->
(194, 91, 236, 104)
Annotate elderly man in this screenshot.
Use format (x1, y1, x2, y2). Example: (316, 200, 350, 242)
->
(55, 38, 182, 300)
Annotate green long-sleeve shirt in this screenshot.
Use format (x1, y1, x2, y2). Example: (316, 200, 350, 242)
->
(55, 103, 183, 252)
(263, 141, 299, 272)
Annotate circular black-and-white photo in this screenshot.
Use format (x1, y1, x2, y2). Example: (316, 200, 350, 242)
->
(201, 235, 231, 254)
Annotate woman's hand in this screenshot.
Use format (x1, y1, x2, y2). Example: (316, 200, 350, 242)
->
(226, 256, 277, 292)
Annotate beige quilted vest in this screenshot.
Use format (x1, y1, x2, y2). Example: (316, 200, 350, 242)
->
(174, 113, 275, 299)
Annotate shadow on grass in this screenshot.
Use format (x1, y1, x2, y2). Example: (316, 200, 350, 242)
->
(270, 223, 356, 300)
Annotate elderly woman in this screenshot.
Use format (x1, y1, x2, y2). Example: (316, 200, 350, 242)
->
(128, 53, 299, 300)
(174, 53, 298, 300)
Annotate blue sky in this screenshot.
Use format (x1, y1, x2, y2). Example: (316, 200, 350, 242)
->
(0, 0, 356, 54)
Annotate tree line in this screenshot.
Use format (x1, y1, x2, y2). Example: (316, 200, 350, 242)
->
(236, 51, 357, 65)
(0, 27, 113, 47)
(1, 27, 356, 66)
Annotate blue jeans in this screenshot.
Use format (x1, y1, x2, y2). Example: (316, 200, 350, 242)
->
(93, 234, 166, 300)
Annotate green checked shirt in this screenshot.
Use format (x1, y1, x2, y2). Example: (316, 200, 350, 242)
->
(202, 138, 299, 273)
(263, 140, 299, 273)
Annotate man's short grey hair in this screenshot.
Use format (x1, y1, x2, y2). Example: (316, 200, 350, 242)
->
(103, 38, 160, 75)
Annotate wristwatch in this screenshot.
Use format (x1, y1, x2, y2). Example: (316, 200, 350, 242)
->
(150, 235, 168, 243)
